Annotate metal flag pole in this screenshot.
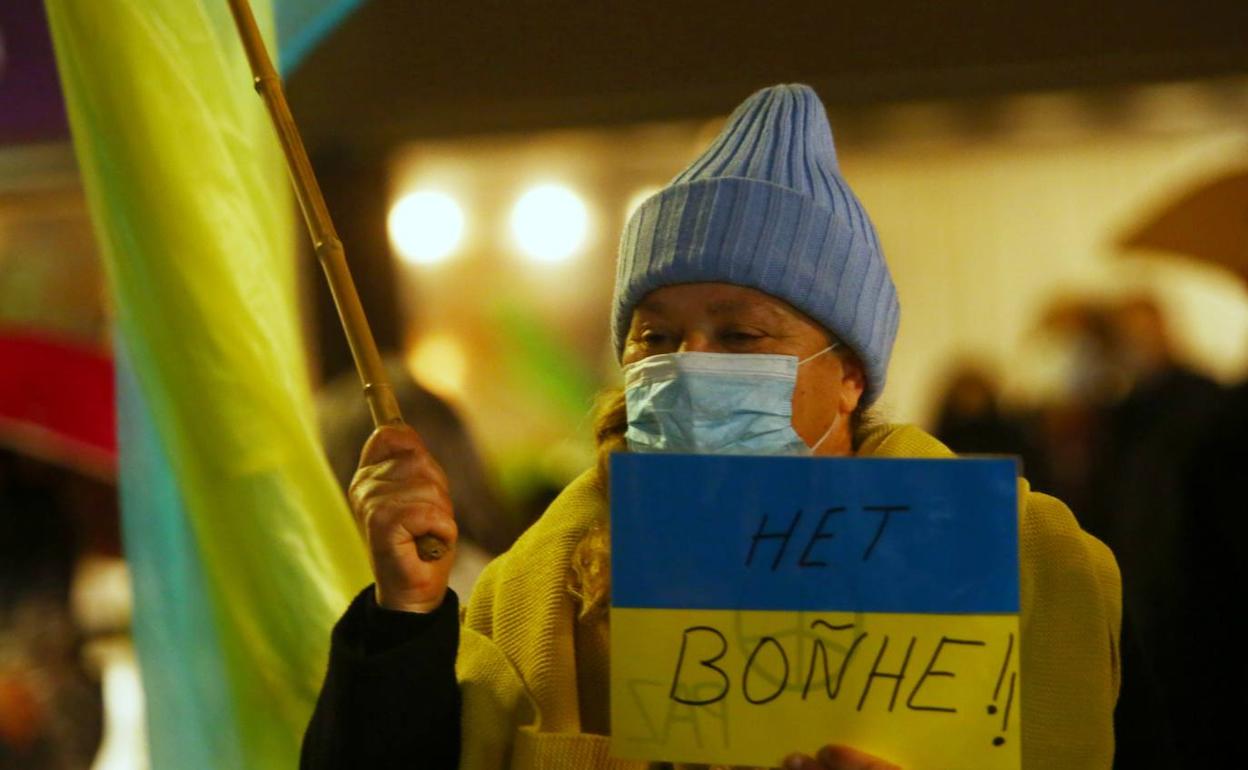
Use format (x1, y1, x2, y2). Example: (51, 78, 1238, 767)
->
(225, 0, 446, 561)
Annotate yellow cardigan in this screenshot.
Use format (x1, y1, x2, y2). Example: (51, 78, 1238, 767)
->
(455, 425, 1121, 769)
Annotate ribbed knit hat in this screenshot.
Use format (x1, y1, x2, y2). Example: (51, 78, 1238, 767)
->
(612, 84, 899, 405)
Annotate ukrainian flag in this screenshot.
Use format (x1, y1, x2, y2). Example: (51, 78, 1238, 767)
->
(45, 1, 370, 767)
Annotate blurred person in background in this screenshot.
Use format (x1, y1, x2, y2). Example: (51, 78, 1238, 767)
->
(1095, 295, 1232, 768)
(301, 85, 1121, 770)
(1011, 298, 1124, 536)
(1094, 295, 1219, 553)
(1167, 343, 1248, 767)
(1012, 291, 1230, 766)
(1097, 295, 1219, 507)
(931, 360, 1048, 485)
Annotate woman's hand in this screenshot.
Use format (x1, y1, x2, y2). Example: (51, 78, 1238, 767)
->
(783, 745, 901, 770)
(349, 425, 458, 613)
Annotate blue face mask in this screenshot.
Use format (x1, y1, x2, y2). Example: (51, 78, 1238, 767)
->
(622, 346, 838, 456)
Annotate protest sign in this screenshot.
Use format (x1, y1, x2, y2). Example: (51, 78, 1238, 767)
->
(609, 454, 1020, 770)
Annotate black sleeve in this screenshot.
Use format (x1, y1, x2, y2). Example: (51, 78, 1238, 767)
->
(301, 586, 461, 770)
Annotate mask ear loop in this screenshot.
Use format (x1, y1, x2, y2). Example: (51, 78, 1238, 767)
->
(798, 341, 841, 366)
(808, 412, 840, 454)
(800, 341, 844, 454)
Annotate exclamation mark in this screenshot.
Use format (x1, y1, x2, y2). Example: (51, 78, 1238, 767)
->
(987, 632, 1016, 747)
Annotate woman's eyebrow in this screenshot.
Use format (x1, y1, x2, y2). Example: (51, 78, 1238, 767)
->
(634, 298, 669, 316)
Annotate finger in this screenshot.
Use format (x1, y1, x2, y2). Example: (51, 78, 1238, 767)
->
(349, 451, 450, 517)
(369, 450, 450, 493)
(815, 745, 901, 770)
(358, 424, 430, 466)
(782, 754, 821, 770)
(358, 478, 453, 509)
(372, 509, 457, 567)
(367, 501, 458, 549)
(394, 506, 458, 549)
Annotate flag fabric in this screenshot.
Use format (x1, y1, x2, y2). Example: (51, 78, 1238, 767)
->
(275, 0, 366, 74)
(43, 1, 371, 767)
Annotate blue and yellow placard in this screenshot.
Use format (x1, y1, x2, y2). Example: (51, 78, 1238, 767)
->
(609, 454, 1021, 770)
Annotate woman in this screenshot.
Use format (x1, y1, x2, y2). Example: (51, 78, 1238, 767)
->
(302, 85, 1121, 770)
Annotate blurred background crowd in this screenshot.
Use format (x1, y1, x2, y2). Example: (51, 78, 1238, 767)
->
(3, 1, 1247, 768)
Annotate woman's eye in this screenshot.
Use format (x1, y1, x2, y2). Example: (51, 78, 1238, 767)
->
(721, 330, 764, 345)
(640, 331, 671, 346)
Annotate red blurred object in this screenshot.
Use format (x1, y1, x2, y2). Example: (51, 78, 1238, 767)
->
(0, 330, 115, 478)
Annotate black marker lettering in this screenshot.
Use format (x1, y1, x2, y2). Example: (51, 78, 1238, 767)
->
(746, 511, 803, 571)
(861, 505, 910, 561)
(742, 636, 789, 705)
(857, 635, 917, 712)
(669, 626, 730, 705)
(906, 636, 986, 713)
(802, 621, 866, 700)
(799, 507, 844, 567)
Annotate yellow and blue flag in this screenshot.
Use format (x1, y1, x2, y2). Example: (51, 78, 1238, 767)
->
(276, 0, 365, 73)
(44, 1, 370, 766)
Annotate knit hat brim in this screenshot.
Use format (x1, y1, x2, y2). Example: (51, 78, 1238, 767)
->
(613, 176, 899, 405)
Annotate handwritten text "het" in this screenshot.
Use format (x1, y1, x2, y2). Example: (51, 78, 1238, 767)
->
(745, 506, 911, 570)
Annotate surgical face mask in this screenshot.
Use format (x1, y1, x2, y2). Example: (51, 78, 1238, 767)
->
(622, 345, 839, 456)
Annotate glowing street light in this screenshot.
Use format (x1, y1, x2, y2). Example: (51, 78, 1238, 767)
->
(388, 190, 465, 265)
(510, 183, 588, 263)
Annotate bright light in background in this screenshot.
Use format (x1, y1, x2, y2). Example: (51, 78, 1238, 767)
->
(387, 190, 465, 265)
(510, 184, 588, 263)
(624, 185, 661, 221)
(406, 333, 468, 397)
(89, 640, 150, 770)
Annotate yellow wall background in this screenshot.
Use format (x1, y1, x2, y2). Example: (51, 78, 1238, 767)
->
(848, 127, 1248, 424)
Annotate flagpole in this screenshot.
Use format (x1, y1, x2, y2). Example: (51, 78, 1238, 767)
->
(225, 0, 446, 561)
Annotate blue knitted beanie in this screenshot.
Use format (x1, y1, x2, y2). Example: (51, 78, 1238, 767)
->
(612, 84, 899, 405)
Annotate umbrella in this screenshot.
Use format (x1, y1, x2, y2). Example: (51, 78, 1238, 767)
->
(0, 330, 115, 479)
(1118, 168, 1248, 283)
